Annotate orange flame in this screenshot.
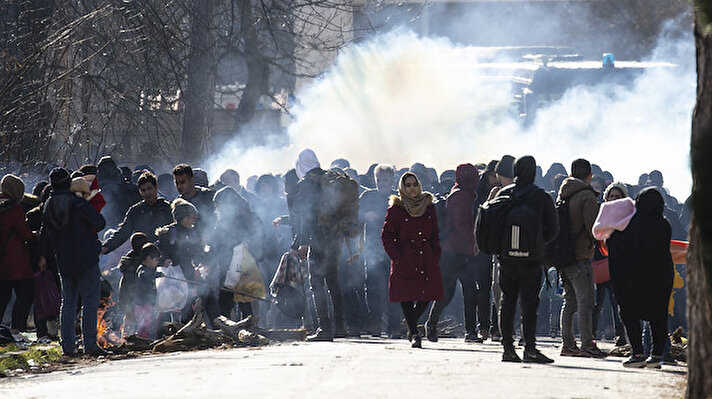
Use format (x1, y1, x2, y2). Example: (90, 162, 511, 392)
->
(97, 296, 126, 349)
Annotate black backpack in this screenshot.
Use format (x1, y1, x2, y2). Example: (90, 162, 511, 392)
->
(542, 188, 590, 269)
(499, 185, 543, 261)
(476, 184, 541, 260)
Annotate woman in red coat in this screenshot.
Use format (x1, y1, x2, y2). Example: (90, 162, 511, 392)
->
(381, 172, 443, 348)
(0, 174, 36, 332)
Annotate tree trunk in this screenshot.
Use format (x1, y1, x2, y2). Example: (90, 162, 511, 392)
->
(687, 8, 712, 399)
(234, 0, 270, 131)
(181, 0, 217, 163)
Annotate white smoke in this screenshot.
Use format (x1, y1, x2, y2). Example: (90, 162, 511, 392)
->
(206, 23, 694, 200)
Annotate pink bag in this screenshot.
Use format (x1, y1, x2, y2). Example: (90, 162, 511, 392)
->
(34, 270, 61, 320)
(592, 258, 611, 284)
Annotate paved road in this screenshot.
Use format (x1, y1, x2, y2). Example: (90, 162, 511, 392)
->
(0, 337, 686, 398)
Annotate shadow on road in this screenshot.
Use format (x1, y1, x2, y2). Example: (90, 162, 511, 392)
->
(551, 363, 687, 375)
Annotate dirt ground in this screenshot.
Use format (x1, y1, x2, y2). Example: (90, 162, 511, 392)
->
(0, 337, 686, 399)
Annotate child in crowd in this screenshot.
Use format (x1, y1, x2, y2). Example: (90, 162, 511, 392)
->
(134, 243, 163, 340)
(117, 232, 150, 336)
(70, 176, 106, 213)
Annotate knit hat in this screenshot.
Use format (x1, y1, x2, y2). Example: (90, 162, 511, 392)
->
(495, 155, 515, 179)
(50, 167, 71, 190)
(171, 198, 198, 223)
(1, 174, 25, 202)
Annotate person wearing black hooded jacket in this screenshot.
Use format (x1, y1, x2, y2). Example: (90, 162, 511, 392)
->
(607, 187, 674, 369)
(38, 168, 107, 356)
(495, 156, 558, 363)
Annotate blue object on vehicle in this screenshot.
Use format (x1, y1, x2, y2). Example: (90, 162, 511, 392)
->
(602, 53, 615, 68)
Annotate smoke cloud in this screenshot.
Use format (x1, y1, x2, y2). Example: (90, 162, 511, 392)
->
(206, 18, 694, 200)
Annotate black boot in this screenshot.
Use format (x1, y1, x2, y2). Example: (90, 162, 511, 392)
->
(411, 334, 422, 348)
(424, 321, 438, 342)
(502, 346, 522, 363)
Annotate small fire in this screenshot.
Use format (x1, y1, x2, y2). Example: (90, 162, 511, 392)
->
(97, 296, 126, 348)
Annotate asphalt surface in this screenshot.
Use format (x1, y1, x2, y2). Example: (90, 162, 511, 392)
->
(0, 337, 686, 399)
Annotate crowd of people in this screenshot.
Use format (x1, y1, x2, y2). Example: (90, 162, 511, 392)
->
(0, 150, 688, 368)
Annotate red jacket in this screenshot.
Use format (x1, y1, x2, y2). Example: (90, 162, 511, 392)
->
(0, 198, 35, 281)
(441, 188, 476, 256)
(381, 204, 444, 303)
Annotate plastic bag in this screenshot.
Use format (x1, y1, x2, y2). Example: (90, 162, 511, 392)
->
(225, 243, 265, 302)
(155, 266, 189, 312)
(224, 244, 245, 290)
(34, 270, 61, 321)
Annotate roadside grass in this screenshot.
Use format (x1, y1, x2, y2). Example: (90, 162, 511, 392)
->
(0, 344, 63, 373)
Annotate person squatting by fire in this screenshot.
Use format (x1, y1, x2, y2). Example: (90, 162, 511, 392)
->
(0, 151, 688, 368)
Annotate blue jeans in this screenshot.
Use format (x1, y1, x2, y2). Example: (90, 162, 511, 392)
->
(59, 266, 101, 355)
(560, 259, 595, 348)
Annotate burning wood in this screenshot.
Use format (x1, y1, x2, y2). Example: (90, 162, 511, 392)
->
(97, 296, 126, 349)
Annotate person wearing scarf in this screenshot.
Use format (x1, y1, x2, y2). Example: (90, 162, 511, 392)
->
(381, 172, 444, 348)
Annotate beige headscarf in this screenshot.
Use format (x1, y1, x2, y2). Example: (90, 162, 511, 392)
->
(1, 174, 25, 203)
(390, 172, 433, 217)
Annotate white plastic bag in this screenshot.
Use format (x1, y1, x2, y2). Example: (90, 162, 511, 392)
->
(156, 265, 189, 312)
(223, 244, 245, 290)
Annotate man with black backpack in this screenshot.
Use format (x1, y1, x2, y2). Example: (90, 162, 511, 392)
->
(292, 149, 361, 342)
(555, 159, 607, 358)
(478, 156, 558, 363)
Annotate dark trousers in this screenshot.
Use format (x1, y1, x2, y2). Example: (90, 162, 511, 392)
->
(499, 260, 542, 351)
(473, 253, 492, 334)
(592, 281, 624, 337)
(365, 251, 401, 335)
(309, 230, 344, 333)
(339, 247, 368, 333)
(621, 308, 668, 357)
(427, 252, 477, 334)
(218, 289, 252, 320)
(0, 279, 34, 331)
(401, 301, 429, 336)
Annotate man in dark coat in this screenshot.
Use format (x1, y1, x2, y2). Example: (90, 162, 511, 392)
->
(359, 164, 400, 337)
(291, 149, 346, 341)
(101, 171, 173, 254)
(173, 164, 216, 244)
(425, 163, 481, 343)
(496, 156, 558, 363)
(39, 168, 107, 356)
(608, 187, 674, 368)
